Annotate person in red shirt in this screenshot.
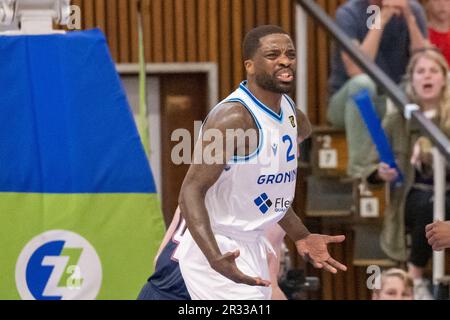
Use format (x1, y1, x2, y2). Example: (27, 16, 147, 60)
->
(426, 0, 450, 65)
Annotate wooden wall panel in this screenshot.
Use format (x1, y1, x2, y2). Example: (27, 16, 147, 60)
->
(186, 0, 198, 62)
(232, 0, 244, 88)
(197, 0, 208, 61)
(106, 0, 118, 61)
(163, 0, 175, 62)
(129, 0, 139, 63)
(151, 0, 164, 62)
(94, 0, 106, 33)
(83, 0, 95, 29)
(75, 0, 298, 99)
(280, 0, 292, 34)
(268, 0, 280, 26)
(256, 0, 268, 26)
(118, 0, 130, 62)
(207, 0, 219, 62)
(244, 0, 256, 34)
(219, 0, 232, 98)
(141, 0, 152, 62)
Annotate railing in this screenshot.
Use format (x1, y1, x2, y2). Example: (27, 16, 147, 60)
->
(296, 0, 448, 291)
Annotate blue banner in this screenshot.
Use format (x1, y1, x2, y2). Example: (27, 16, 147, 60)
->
(352, 89, 403, 184)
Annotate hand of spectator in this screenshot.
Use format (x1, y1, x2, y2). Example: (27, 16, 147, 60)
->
(380, 1, 403, 26)
(426, 221, 450, 251)
(383, 0, 412, 18)
(377, 162, 399, 182)
(296, 234, 347, 274)
(410, 137, 433, 168)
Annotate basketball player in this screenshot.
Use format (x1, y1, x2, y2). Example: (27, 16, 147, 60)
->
(174, 25, 347, 300)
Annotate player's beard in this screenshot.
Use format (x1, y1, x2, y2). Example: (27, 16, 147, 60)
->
(255, 71, 295, 94)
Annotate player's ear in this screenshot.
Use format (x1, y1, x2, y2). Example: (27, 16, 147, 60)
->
(244, 59, 254, 75)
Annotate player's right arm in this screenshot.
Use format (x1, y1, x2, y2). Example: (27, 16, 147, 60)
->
(178, 102, 270, 287)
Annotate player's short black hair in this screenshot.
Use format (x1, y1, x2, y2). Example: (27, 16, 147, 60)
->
(242, 25, 290, 60)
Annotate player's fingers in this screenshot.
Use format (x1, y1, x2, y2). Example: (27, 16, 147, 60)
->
(303, 253, 323, 269)
(327, 235, 345, 243)
(221, 250, 240, 262)
(327, 257, 347, 272)
(254, 277, 271, 287)
(239, 274, 270, 287)
(299, 249, 309, 260)
(321, 261, 337, 274)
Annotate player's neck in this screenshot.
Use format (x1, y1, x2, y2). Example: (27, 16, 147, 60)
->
(246, 82, 283, 115)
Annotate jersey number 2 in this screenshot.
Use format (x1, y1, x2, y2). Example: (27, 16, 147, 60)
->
(282, 135, 295, 162)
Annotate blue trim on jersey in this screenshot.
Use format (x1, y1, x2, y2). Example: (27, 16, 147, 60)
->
(284, 94, 297, 115)
(239, 81, 284, 123)
(223, 98, 263, 163)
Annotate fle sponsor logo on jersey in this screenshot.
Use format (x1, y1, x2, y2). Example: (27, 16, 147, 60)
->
(15, 230, 102, 300)
(254, 193, 273, 214)
(274, 198, 292, 213)
(254, 193, 293, 214)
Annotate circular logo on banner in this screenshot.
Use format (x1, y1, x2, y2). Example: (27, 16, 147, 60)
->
(16, 230, 102, 300)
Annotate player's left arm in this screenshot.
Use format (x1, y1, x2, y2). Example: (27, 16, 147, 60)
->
(295, 108, 312, 143)
(278, 207, 347, 274)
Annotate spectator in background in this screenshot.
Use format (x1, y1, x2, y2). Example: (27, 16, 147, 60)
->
(364, 49, 450, 300)
(426, 0, 450, 66)
(372, 268, 414, 300)
(328, 0, 428, 178)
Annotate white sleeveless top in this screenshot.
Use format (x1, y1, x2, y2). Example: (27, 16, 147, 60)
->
(204, 81, 299, 240)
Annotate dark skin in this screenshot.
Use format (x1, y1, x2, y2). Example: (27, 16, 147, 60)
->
(179, 33, 347, 287)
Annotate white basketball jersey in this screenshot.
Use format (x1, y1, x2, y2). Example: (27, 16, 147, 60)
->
(205, 81, 298, 238)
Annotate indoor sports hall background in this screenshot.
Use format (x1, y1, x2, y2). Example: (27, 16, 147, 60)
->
(1, 0, 449, 300)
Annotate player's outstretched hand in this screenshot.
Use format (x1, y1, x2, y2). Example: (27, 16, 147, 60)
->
(295, 234, 347, 273)
(209, 250, 271, 287)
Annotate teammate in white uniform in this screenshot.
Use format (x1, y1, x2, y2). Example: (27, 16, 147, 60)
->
(177, 25, 347, 300)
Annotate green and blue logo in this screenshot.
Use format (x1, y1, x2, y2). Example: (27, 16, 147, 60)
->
(15, 230, 102, 300)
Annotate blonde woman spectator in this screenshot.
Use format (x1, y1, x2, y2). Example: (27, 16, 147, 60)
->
(372, 268, 414, 300)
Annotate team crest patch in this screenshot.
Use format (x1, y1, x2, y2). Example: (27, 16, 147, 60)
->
(289, 116, 296, 128)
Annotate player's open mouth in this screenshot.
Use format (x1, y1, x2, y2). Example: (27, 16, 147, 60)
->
(276, 72, 294, 82)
